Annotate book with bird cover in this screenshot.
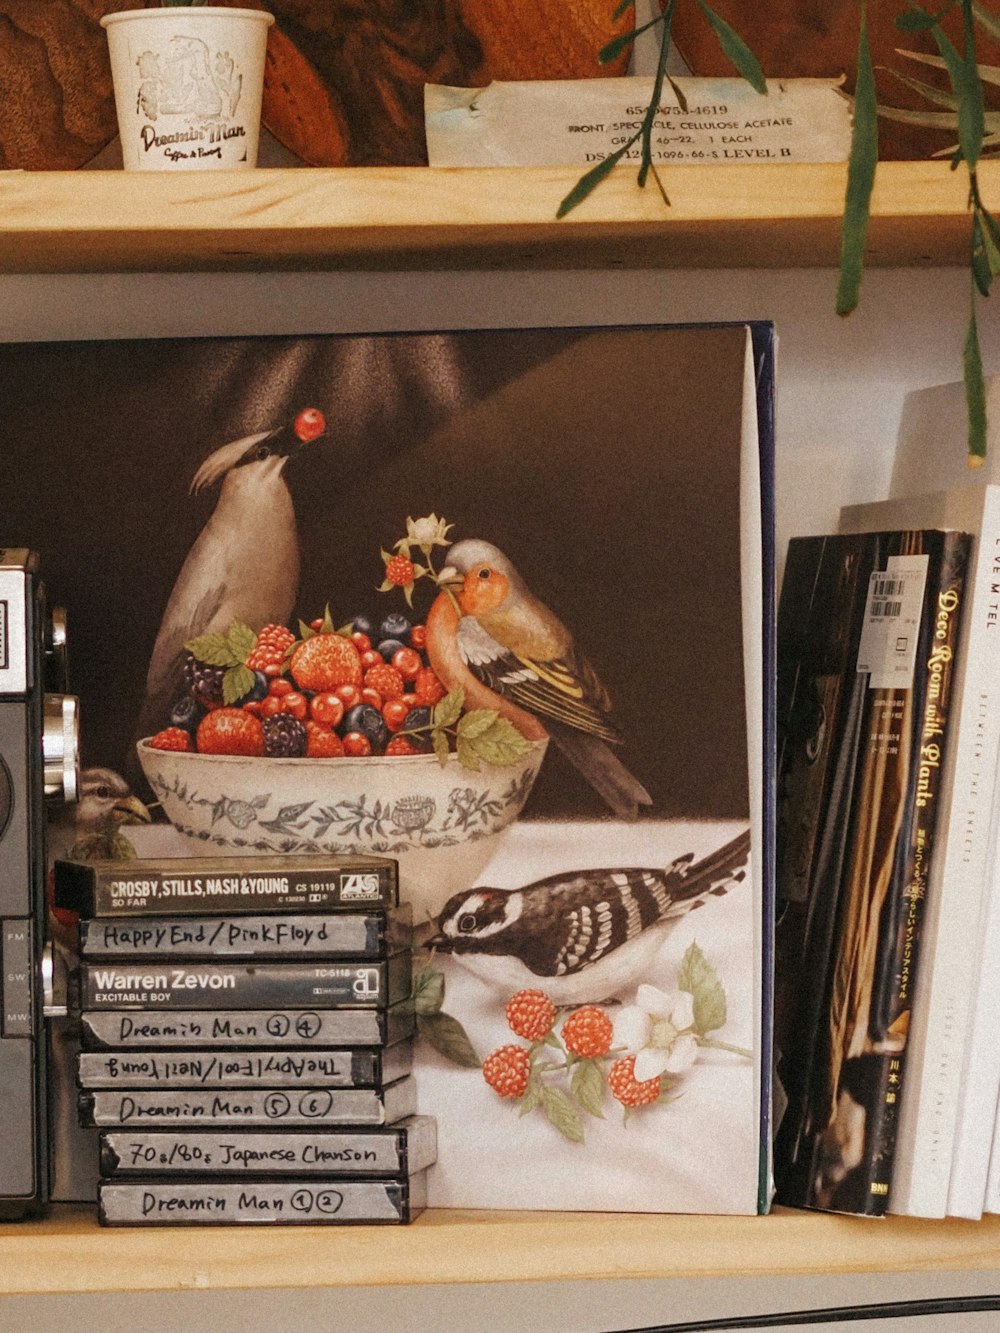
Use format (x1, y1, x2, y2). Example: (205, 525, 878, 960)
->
(772, 528, 970, 1215)
(2, 321, 774, 1212)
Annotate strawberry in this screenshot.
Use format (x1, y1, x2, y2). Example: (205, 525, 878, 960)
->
(305, 721, 344, 758)
(148, 727, 192, 752)
(289, 632, 362, 692)
(561, 1005, 614, 1059)
(608, 1056, 662, 1108)
(482, 1045, 531, 1098)
(196, 708, 265, 757)
(505, 989, 556, 1042)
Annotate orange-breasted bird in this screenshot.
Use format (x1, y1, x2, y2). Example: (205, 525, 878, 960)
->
(425, 539, 652, 820)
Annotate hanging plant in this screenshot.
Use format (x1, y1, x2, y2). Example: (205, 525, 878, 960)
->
(563, 0, 1000, 460)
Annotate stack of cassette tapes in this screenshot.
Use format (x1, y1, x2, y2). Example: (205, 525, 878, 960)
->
(54, 854, 435, 1226)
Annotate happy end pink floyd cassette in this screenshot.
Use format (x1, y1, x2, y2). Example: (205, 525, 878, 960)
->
(3, 322, 775, 1214)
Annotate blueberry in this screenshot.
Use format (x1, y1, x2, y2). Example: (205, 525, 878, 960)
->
(348, 613, 375, 639)
(376, 638, 406, 662)
(343, 704, 389, 753)
(169, 695, 204, 733)
(379, 613, 411, 645)
(403, 705, 432, 734)
(247, 670, 269, 702)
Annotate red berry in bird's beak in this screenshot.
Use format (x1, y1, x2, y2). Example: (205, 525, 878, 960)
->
(294, 407, 325, 442)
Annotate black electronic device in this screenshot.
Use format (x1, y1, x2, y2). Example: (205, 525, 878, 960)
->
(0, 548, 79, 1217)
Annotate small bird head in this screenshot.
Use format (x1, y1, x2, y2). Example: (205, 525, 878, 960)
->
(75, 767, 152, 833)
(436, 539, 519, 618)
(430, 886, 524, 955)
(189, 407, 326, 495)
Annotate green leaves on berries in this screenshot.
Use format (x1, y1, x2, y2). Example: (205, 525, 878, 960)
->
(413, 963, 480, 1068)
(678, 941, 727, 1036)
(185, 621, 261, 706)
(411, 688, 534, 771)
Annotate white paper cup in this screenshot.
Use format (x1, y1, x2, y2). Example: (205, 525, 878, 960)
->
(101, 7, 274, 171)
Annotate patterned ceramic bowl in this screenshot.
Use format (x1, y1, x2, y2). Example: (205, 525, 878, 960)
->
(136, 739, 548, 920)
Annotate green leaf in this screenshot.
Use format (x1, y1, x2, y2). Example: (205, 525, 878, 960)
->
(183, 630, 241, 667)
(540, 1085, 586, 1143)
(416, 1012, 481, 1068)
(694, 0, 766, 94)
(412, 966, 445, 1016)
(837, 6, 878, 316)
(972, 210, 995, 294)
(456, 708, 500, 740)
(225, 621, 257, 665)
(222, 664, 255, 706)
(974, 1, 1000, 44)
(570, 1059, 606, 1119)
(297, 619, 316, 641)
(611, 0, 634, 19)
(678, 941, 727, 1035)
(897, 3, 953, 31)
(599, 13, 663, 65)
(519, 1084, 542, 1117)
(964, 296, 988, 460)
(557, 144, 633, 220)
(432, 689, 465, 731)
(667, 74, 689, 114)
(457, 716, 534, 769)
(432, 729, 451, 768)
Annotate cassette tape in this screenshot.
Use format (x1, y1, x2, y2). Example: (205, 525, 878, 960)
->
(78, 953, 412, 1010)
(78, 1041, 414, 1090)
(79, 1075, 418, 1128)
(78, 906, 412, 960)
(56, 854, 398, 918)
(99, 1114, 438, 1178)
(98, 1172, 427, 1225)
(80, 1003, 416, 1050)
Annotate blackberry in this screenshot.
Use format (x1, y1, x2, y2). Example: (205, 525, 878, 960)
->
(183, 654, 225, 707)
(262, 713, 308, 757)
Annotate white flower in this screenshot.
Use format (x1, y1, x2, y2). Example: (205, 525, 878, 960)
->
(401, 514, 453, 554)
(613, 984, 699, 1082)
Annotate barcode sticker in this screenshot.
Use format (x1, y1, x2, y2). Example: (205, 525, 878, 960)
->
(856, 554, 929, 690)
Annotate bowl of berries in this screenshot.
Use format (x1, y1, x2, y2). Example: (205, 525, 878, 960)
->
(137, 608, 546, 919)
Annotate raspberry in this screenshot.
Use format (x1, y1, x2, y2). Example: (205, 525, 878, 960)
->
(505, 989, 556, 1042)
(289, 633, 362, 692)
(148, 727, 192, 752)
(482, 1045, 531, 1099)
(608, 1056, 662, 1108)
(364, 663, 404, 700)
(246, 623, 295, 673)
(561, 1005, 614, 1059)
(385, 735, 421, 756)
(385, 553, 416, 586)
(196, 708, 265, 757)
(262, 714, 308, 757)
(183, 654, 225, 707)
(305, 720, 344, 758)
(414, 666, 447, 705)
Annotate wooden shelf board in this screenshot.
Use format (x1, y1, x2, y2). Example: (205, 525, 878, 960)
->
(1, 1205, 999, 1295)
(0, 161, 993, 273)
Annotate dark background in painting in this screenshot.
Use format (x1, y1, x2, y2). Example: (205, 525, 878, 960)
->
(0, 325, 749, 819)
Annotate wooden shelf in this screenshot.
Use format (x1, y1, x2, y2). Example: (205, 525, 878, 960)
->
(0, 160, 995, 274)
(0, 1205, 998, 1296)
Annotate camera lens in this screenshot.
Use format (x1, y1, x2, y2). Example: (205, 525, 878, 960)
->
(42, 694, 79, 804)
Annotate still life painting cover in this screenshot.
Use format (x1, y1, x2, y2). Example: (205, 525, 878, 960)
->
(2, 321, 774, 1214)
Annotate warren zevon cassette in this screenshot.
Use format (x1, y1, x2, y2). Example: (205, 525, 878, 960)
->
(80, 1004, 416, 1050)
(77, 1042, 414, 1089)
(79, 1076, 418, 1128)
(78, 907, 412, 960)
(97, 1173, 427, 1226)
(99, 1114, 438, 1178)
(78, 955, 412, 1010)
(55, 854, 398, 918)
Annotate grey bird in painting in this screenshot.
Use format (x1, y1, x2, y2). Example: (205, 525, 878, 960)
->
(136, 409, 325, 741)
(47, 766, 152, 865)
(429, 828, 751, 1003)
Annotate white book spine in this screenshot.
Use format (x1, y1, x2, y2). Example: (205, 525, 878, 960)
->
(946, 759, 1000, 1218)
(889, 490, 1000, 1215)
